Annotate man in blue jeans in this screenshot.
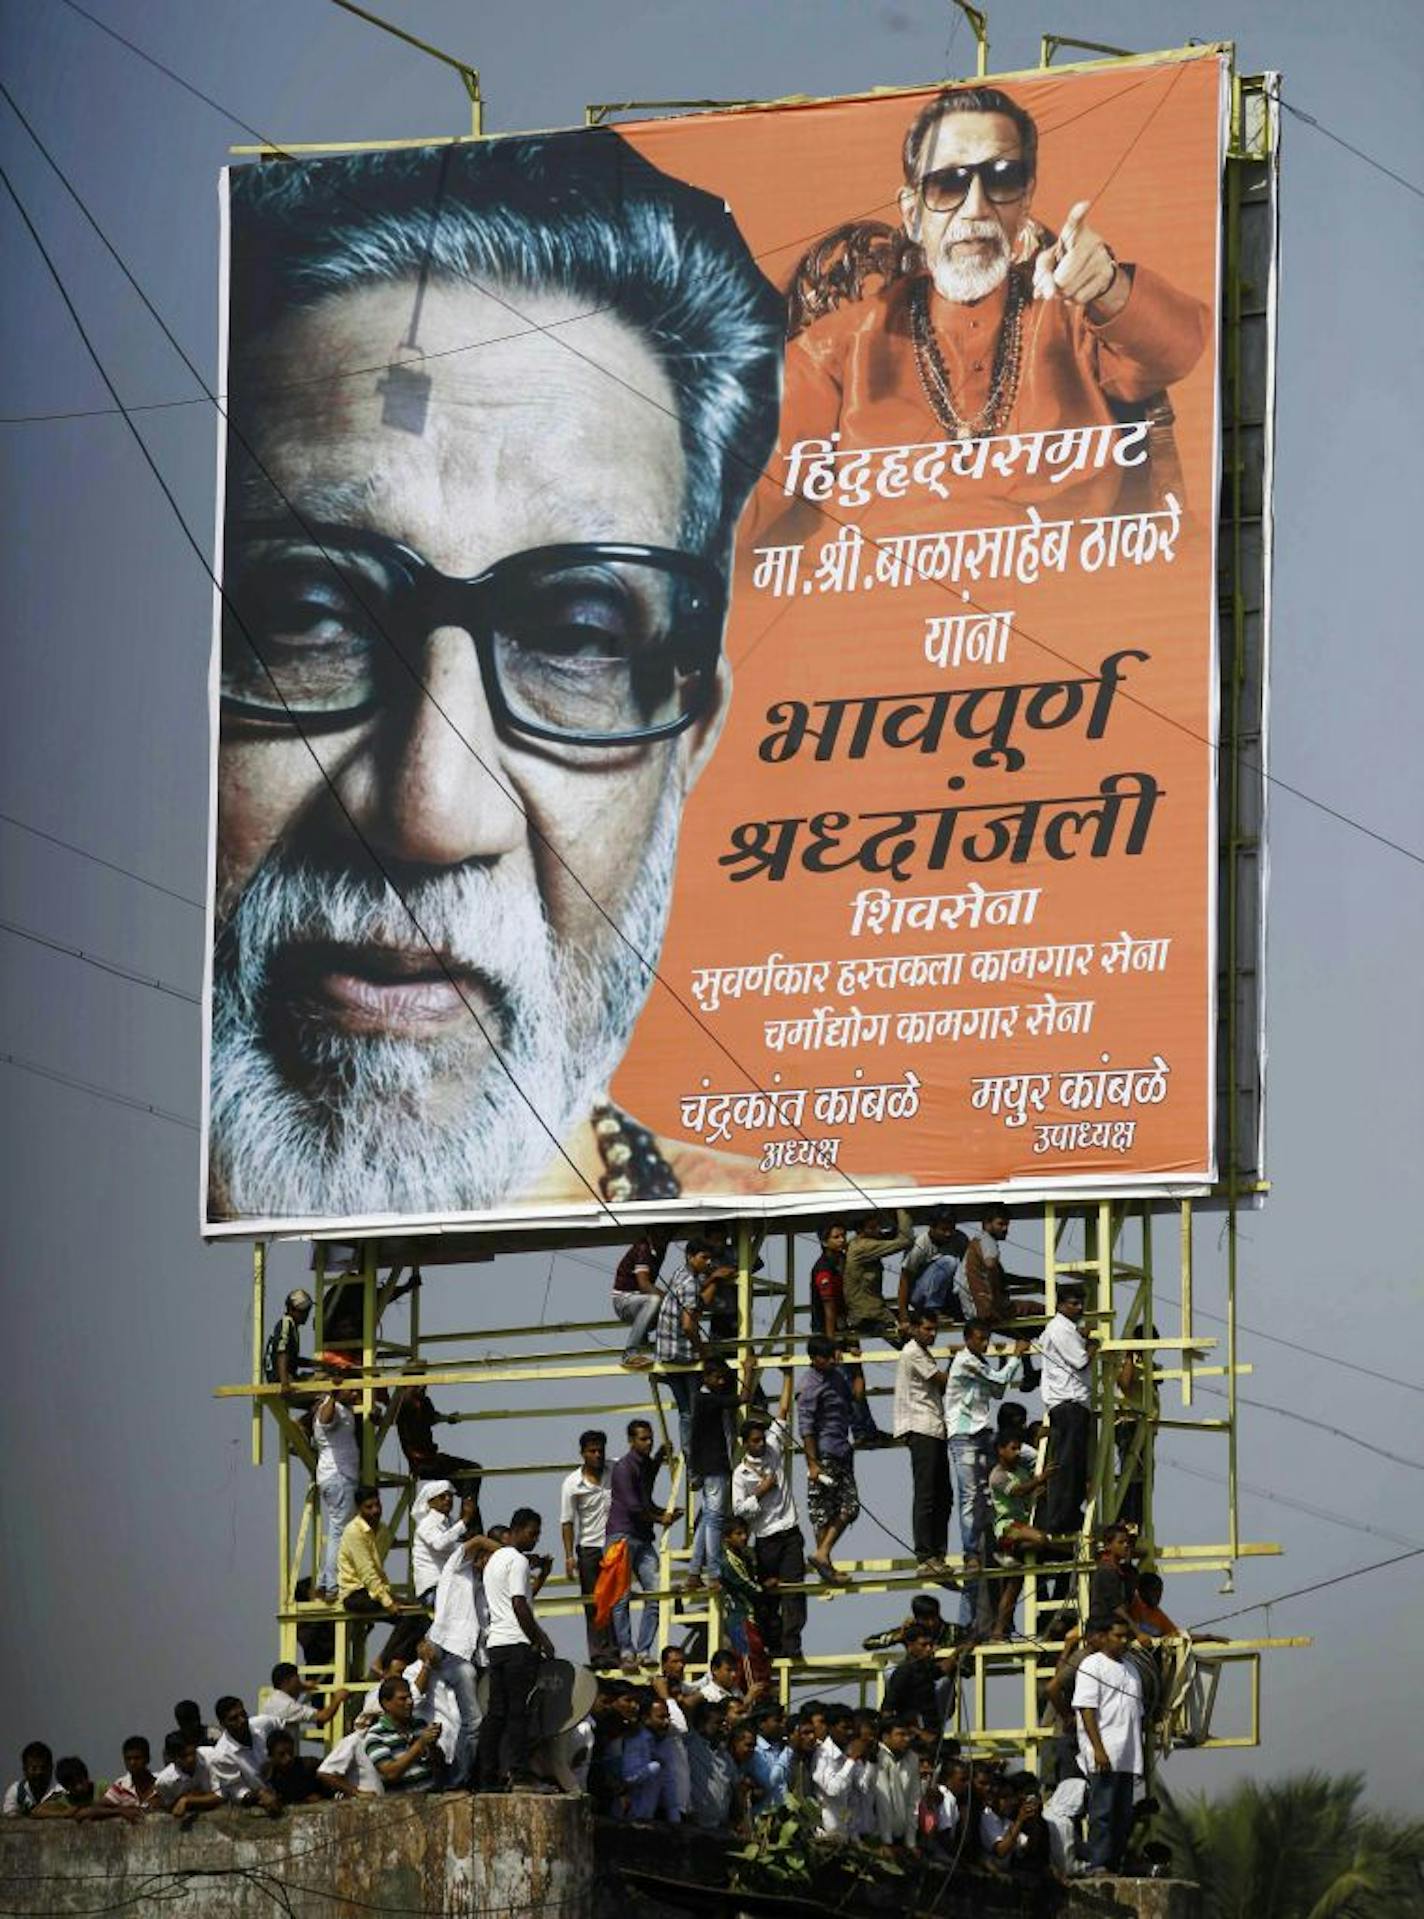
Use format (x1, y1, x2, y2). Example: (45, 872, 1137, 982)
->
(606, 1418, 683, 1673)
(681, 1356, 744, 1595)
(944, 1319, 1030, 1633)
(654, 1240, 722, 1461)
(1072, 1615, 1144, 1872)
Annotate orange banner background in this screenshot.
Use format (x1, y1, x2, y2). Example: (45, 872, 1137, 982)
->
(612, 54, 1226, 1199)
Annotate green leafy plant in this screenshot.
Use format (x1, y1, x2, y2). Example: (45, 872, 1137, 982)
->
(728, 1792, 906, 1896)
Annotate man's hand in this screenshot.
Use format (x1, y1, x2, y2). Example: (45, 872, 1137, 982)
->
(1033, 201, 1127, 317)
(564, 1556, 578, 1584)
(807, 1459, 822, 1482)
(1013, 1339, 1032, 1356)
(1093, 1748, 1112, 1774)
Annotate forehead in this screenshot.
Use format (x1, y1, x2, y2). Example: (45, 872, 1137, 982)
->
(238, 278, 687, 573)
(920, 110, 1025, 174)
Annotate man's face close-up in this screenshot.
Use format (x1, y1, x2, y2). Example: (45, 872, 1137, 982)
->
(901, 109, 1032, 305)
(211, 278, 728, 1221)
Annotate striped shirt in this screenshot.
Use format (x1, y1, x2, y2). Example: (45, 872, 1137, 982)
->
(362, 1715, 437, 1793)
(655, 1267, 704, 1366)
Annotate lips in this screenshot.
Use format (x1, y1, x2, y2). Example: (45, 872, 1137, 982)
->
(272, 941, 495, 1038)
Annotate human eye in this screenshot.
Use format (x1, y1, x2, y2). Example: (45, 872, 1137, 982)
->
(499, 566, 659, 664)
(223, 541, 389, 717)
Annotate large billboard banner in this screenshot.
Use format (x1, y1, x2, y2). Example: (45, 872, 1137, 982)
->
(204, 50, 1230, 1235)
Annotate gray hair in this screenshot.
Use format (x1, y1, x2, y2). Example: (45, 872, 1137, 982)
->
(226, 132, 784, 563)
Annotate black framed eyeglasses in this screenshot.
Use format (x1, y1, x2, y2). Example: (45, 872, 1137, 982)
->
(220, 521, 727, 747)
(916, 156, 1031, 212)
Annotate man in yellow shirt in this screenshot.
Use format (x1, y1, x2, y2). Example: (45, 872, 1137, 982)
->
(338, 1485, 426, 1671)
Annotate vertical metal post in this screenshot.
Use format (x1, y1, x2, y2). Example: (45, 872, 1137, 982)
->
(361, 1241, 379, 1483)
(252, 1242, 266, 1468)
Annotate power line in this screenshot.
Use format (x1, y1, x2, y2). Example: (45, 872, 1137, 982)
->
(1193, 1383, 1424, 1473)
(35, 20, 1424, 880)
(1190, 1545, 1424, 1630)
(0, 913, 200, 1005)
(0, 807, 203, 909)
(1280, 97, 1424, 200)
(0, 161, 620, 1229)
(1156, 1452, 1424, 1554)
(1, 1050, 199, 1131)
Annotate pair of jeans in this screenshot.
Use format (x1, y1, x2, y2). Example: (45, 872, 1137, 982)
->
(662, 1369, 697, 1462)
(688, 1472, 729, 1581)
(611, 1288, 661, 1358)
(317, 1474, 356, 1594)
(906, 1431, 952, 1562)
(577, 1543, 620, 1666)
(948, 1431, 994, 1630)
(436, 1650, 483, 1786)
(475, 1642, 542, 1786)
(609, 1534, 662, 1660)
(1086, 1768, 1136, 1869)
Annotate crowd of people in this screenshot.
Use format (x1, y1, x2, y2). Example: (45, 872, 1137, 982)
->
(6, 1208, 1205, 1879)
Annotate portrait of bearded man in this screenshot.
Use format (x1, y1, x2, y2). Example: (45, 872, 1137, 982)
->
(205, 132, 803, 1227)
(771, 82, 1212, 526)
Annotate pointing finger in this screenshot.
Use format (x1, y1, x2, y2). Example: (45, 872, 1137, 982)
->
(1059, 198, 1093, 251)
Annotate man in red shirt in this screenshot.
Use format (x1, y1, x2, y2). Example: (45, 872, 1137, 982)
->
(810, 1221, 893, 1448)
(611, 1228, 672, 1369)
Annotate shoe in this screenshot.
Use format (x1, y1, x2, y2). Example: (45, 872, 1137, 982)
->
(854, 1430, 899, 1450)
(809, 1558, 852, 1586)
(620, 1654, 640, 1675)
(638, 1655, 661, 1671)
(678, 1574, 704, 1596)
(620, 1353, 654, 1370)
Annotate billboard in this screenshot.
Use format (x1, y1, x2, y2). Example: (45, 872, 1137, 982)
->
(204, 49, 1231, 1236)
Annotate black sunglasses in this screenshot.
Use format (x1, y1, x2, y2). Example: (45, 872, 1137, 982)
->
(221, 521, 726, 748)
(915, 156, 1032, 212)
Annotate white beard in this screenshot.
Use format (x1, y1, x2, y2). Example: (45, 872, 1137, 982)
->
(209, 793, 681, 1218)
(930, 217, 1012, 304)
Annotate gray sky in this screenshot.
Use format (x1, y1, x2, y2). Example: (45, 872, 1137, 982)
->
(2, 0, 1421, 1816)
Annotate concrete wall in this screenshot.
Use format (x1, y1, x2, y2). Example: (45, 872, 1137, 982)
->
(0, 1791, 593, 1916)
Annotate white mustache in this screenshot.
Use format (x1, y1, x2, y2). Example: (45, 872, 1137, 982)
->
(943, 218, 1006, 247)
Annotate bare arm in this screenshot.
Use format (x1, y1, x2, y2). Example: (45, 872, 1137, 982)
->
(1078, 1705, 1112, 1772)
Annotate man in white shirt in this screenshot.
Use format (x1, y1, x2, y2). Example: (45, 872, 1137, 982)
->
(945, 1319, 1030, 1633)
(473, 1508, 555, 1794)
(811, 1706, 875, 1838)
(559, 1430, 616, 1669)
(207, 1697, 283, 1811)
(411, 1480, 468, 1606)
(893, 1306, 953, 1577)
(731, 1369, 807, 1658)
(429, 1514, 506, 1786)
(1072, 1616, 1143, 1873)
(315, 1729, 385, 1798)
(312, 1383, 362, 1601)
(259, 1661, 349, 1732)
(695, 1647, 746, 1706)
(1037, 1284, 1097, 1538)
(873, 1714, 919, 1846)
(152, 1732, 223, 1818)
(2, 1743, 68, 1817)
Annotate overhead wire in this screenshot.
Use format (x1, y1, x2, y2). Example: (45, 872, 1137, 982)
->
(0, 806, 203, 908)
(1156, 1452, 1424, 1555)
(23, 23, 1424, 883)
(0, 159, 622, 1230)
(0, 913, 200, 1005)
(1190, 1545, 1424, 1630)
(0, 1050, 198, 1131)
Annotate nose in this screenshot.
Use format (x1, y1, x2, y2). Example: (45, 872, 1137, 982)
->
(960, 170, 992, 220)
(340, 626, 525, 870)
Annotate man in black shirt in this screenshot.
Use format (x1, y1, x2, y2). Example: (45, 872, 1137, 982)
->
(681, 1356, 743, 1595)
(881, 1623, 944, 1729)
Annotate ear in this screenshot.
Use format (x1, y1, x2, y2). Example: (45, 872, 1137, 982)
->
(898, 184, 921, 243)
(677, 654, 731, 797)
